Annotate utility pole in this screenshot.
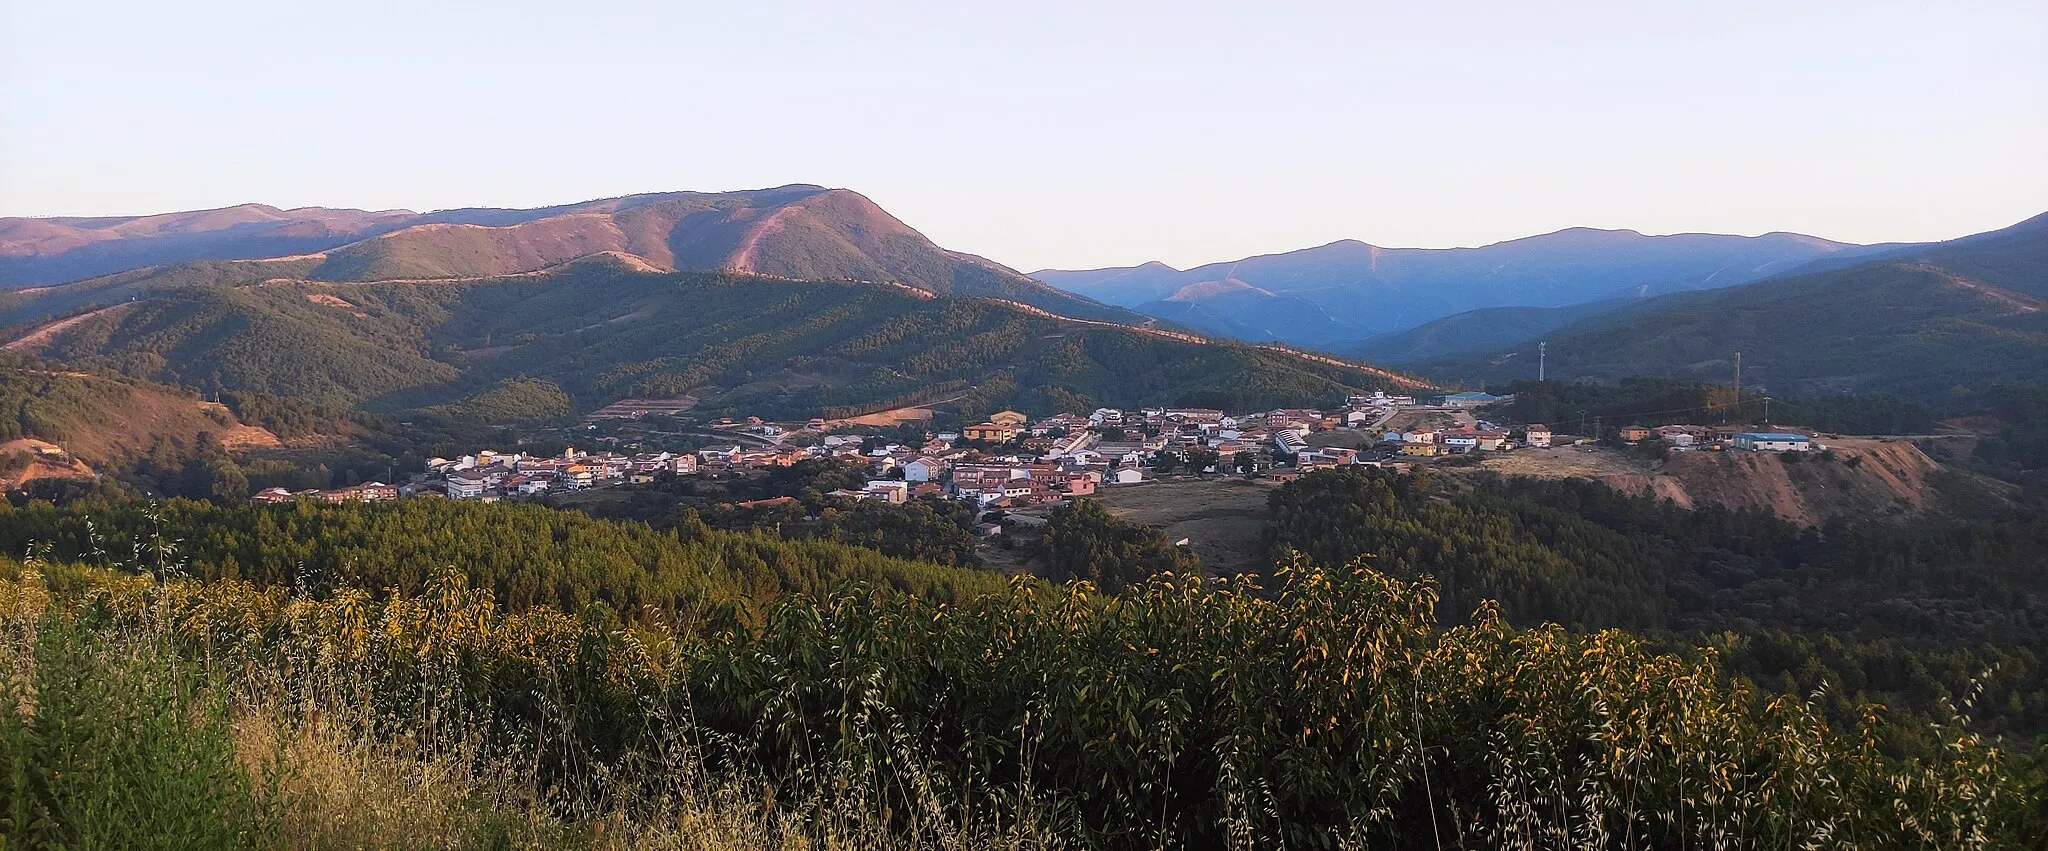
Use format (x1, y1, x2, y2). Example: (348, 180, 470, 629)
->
(1763, 397, 1771, 425)
(1538, 341, 1547, 382)
(1732, 352, 1743, 421)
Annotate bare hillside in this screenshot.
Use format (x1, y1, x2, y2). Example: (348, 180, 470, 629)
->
(1464, 438, 1943, 525)
(2, 186, 1137, 323)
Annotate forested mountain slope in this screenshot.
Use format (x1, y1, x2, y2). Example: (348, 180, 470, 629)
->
(1, 257, 1413, 419)
(0, 362, 279, 465)
(1417, 211, 2048, 395)
(1349, 298, 1626, 363)
(1261, 467, 2048, 739)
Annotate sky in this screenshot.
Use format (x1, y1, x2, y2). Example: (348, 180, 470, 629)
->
(2, 1, 2044, 272)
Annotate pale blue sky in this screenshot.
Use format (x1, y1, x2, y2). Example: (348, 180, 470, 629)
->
(3, 1, 2043, 270)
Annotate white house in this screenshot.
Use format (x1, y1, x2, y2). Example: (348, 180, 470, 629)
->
(863, 480, 911, 504)
(1274, 429, 1309, 456)
(902, 457, 941, 482)
(1350, 391, 1415, 408)
(1524, 425, 1552, 448)
(445, 472, 489, 499)
(1111, 468, 1146, 485)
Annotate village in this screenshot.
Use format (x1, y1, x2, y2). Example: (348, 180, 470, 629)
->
(248, 389, 1826, 509)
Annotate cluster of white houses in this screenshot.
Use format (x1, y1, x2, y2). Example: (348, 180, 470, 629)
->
(1613, 424, 1821, 452)
(250, 481, 400, 505)
(251, 389, 1822, 507)
(415, 448, 700, 500)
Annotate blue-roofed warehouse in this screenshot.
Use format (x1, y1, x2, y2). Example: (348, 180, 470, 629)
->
(1732, 432, 1815, 452)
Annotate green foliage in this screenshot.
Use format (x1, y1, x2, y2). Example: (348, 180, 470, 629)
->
(1263, 467, 2048, 739)
(217, 389, 369, 440)
(425, 377, 572, 424)
(1042, 499, 1199, 593)
(0, 498, 1009, 620)
(566, 459, 982, 568)
(1957, 385, 2048, 502)
(0, 625, 266, 849)
(27, 283, 461, 404)
(4, 559, 2033, 848)
(0, 258, 328, 325)
(691, 496, 983, 569)
(0, 358, 146, 447)
(1491, 377, 1937, 436)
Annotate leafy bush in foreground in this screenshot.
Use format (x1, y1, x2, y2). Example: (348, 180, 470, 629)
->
(0, 553, 2032, 849)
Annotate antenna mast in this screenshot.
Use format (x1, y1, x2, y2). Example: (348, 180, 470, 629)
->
(1538, 341, 1547, 382)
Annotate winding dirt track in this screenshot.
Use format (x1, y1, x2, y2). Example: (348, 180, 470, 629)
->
(725, 197, 816, 275)
(3, 305, 123, 351)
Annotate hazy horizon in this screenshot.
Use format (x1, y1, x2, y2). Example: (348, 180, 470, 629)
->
(4, 1, 2043, 271)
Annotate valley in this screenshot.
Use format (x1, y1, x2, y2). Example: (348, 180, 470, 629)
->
(10, 6, 2047, 847)
(1, 186, 2044, 849)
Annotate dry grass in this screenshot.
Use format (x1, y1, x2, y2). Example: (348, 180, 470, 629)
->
(237, 709, 848, 851)
(240, 712, 502, 850)
(1085, 478, 1272, 574)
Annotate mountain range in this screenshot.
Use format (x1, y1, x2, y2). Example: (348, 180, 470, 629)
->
(1033, 229, 1904, 347)
(1412, 212, 2048, 397)
(6, 184, 2043, 422)
(0, 185, 1135, 323)
(0, 255, 1420, 425)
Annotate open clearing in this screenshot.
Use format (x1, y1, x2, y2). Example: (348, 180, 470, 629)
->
(831, 405, 937, 427)
(1086, 477, 1274, 575)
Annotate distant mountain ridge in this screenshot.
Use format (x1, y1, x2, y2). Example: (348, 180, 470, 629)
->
(1, 185, 1134, 323)
(0, 204, 417, 285)
(1034, 228, 1903, 346)
(1351, 299, 1628, 364)
(1411, 211, 2048, 396)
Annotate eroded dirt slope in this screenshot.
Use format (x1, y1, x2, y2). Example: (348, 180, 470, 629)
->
(1464, 437, 1942, 526)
